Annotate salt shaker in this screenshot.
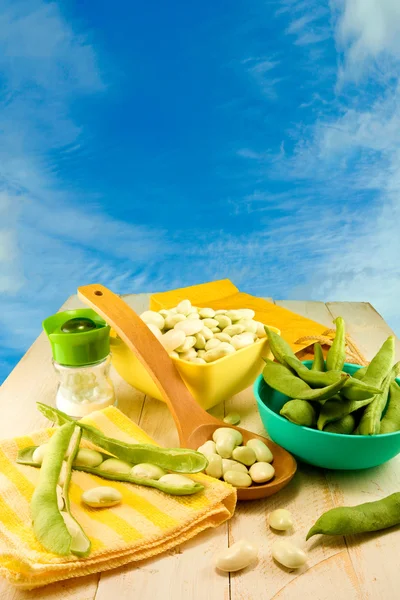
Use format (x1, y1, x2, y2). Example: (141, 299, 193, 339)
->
(43, 309, 116, 418)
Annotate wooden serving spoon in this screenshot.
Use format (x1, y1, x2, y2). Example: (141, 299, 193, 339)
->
(78, 284, 297, 501)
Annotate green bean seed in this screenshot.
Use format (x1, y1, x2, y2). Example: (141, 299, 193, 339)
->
(358, 362, 400, 435)
(263, 359, 349, 401)
(306, 492, 400, 539)
(249, 462, 275, 483)
(323, 414, 356, 434)
(82, 486, 122, 508)
(221, 459, 248, 475)
(280, 399, 317, 427)
(311, 343, 325, 371)
(205, 454, 223, 479)
(223, 470, 252, 487)
(326, 317, 346, 371)
(32, 443, 48, 466)
(98, 458, 132, 475)
(232, 446, 257, 466)
(246, 439, 273, 463)
(73, 448, 103, 468)
(158, 474, 197, 490)
(380, 381, 400, 433)
(131, 463, 166, 480)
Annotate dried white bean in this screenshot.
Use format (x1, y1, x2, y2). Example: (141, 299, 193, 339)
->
(131, 463, 166, 480)
(225, 310, 242, 323)
(169, 351, 179, 358)
(205, 454, 223, 479)
(82, 486, 122, 508)
(231, 333, 255, 350)
(246, 439, 273, 463)
(176, 299, 192, 315)
(213, 428, 242, 458)
(237, 309, 256, 319)
(203, 347, 234, 363)
(214, 540, 258, 572)
(199, 307, 216, 318)
(205, 338, 221, 351)
(224, 324, 245, 337)
(158, 474, 196, 489)
(161, 329, 186, 352)
(197, 440, 217, 456)
(190, 357, 207, 364)
(237, 319, 258, 334)
(73, 448, 103, 468)
(272, 540, 307, 569)
(164, 314, 186, 330)
(224, 470, 252, 487)
(214, 315, 232, 329)
(187, 312, 200, 320)
(249, 462, 275, 483)
(218, 342, 236, 353)
(215, 333, 232, 343)
(197, 350, 206, 358)
(194, 333, 206, 349)
(201, 326, 214, 341)
(223, 412, 241, 425)
(98, 458, 132, 475)
(222, 459, 248, 475)
(140, 311, 165, 330)
(232, 446, 257, 466)
(175, 336, 196, 352)
(255, 322, 267, 338)
(215, 309, 227, 315)
(268, 509, 293, 531)
(174, 319, 203, 335)
(202, 318, 219, 329)
(159, 309, 169, 317)
(32, 443, 48, 465)
(179, 348, 197, 361)
(147, 323, 163, 340)
(211, 327, 221, 333)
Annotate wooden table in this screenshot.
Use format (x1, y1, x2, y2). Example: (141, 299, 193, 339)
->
(1, 295, 399, 600)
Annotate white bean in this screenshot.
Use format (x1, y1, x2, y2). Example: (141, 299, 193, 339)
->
(158, 474, 196, 489)
(224, 324, 245, 337)
(73, 448, 104, 468)
(164, 314, 186, 330)
(169, 351, 179, 358)
(223, 412, 241, 425)
(179, 348, 198, 361)
(225, 310, 242, 323)
(32, 443, 48, 465)
(175, 336, 196, 352)
(224, 470, 252, 487)
(159, 309, 169, 317)
(161, 329, 186, 352)
(211, 327, 221, 333)
(56, 485, 65, 511)
(268, 509, 293, 531)
(174, 319, 203, 335)
(246, 439, 273, 463)
(203, 347, 234, 363)
(232, 446, 256, 466)
(58, 461, 68, 487)
(214, 540, 258, 572)
(215, 309, 227, 315)
(218, 342, 236, 353)
(231, 333, 255, 350)
(205, 338, 221, 351)
(205, 454, 223, 479)
(215, 333, 232, 343)
(201, 326, 214, 341)
(249, 462, 275, 483)
(187, 312, 200, 320)
(237, 319, 258, 334)
(213, 428, 242, 458)
(222, 459, 248, 475)
(98, 458, 132, 475)
(190, 357, 207, 364)
(214, 315, 232, 329)
(197, 350, 206, 358)
(255, 322, 267, 338)
(176, 299, 192, 315)
(146, 323, 163, 340)
(131, 463, 166, 480)
(202, 318, 219, 329)
(82, 486, 122, 508)
(199, 307, 216, 318)
(194, 333, 206, 349)
(272, 540, 307, 569)
(197, 440, 217, 456)
(140, 311, 165, 330)
(237, 309, 256, 319)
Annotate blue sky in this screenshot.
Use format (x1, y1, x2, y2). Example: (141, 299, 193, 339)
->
(0, 0, 399, 381)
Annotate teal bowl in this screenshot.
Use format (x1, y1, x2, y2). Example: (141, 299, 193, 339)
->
(254, 361, 400, 470)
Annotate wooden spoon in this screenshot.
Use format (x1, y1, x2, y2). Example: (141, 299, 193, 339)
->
(78, 284, 297, 500)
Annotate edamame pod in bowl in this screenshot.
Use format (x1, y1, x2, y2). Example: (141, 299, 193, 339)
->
(36, 402, 208, 473)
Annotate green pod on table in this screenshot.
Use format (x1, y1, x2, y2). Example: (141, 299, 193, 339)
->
(306, 492, 400, 540)
(280, 399, 317, 427)
(380, 381, 400, 434)
(362, 336, 396, 389)
(358, 362, 400, 436)
(30, 423, 91, 557)
(352, 366, 368, 381)
(36, 402, 208, 474)
(311, 343, 325, 372)
(341, 377, 383, 401)
(326, 317, 346, 372)
(264, 326, 303, 368)
(284, 356, 344, 388)
(262, 359, 349, 402)
(323, 414, 356, 435)
(18, 446, 205, 496)
(317, 395, 375, 431)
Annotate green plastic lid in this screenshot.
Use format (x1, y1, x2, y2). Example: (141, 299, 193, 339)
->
(43, 309, 110, 366)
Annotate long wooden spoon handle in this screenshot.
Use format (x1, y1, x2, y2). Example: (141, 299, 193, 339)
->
(77, 284, 214, 445)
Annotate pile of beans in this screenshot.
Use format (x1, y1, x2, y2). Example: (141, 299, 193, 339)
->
(197, 427, 275, 487)
(140, 300, 266, 363)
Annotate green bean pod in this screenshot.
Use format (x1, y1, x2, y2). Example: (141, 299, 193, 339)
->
(362, 336, 396, 388)
(306, 492, 400, 540)
(340, 377, 383, 401)
(262, 359, 349, 402)
(284, 356, 345, 388)
(264, 326, 302, 368)
(37, 402, 208, 473)
(380, 381, 400, 434)
(280, 399, 317, 427)
(358, 362, 400, 436)
(352, 366, 368, 381)
(18, 446, 204, 496)
(317, 395, 375, 431)
(326, 317, 346, 372)
(311, 343, 325, 371)
(31, 423, 91, 557)
(323, 414, 356, 435)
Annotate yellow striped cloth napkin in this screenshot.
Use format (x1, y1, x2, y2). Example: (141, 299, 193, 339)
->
(0, 407, 236, 589)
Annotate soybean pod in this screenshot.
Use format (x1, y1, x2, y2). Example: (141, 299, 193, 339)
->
(311, 343, 325, 371)
(326, 317, 346, 372)
(317, 395, 374, 431)
(362, 336, 395, 389)
(284, 356, 345, 388)
(323, 414, 356, 435)
(380, 381, 400, 434)
(264, 327, 302, 368)
(358, 362, 400, 436)
(37, 402, 207, 473)
(352, 366, 368, 381)
(280, 399, 317, 427)
(306, 492, 400, 539)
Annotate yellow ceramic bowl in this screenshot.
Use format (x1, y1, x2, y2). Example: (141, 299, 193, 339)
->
(110, 325, 280, 410)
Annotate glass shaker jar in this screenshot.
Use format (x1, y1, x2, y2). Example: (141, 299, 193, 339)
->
(43, 309, 116, 418)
